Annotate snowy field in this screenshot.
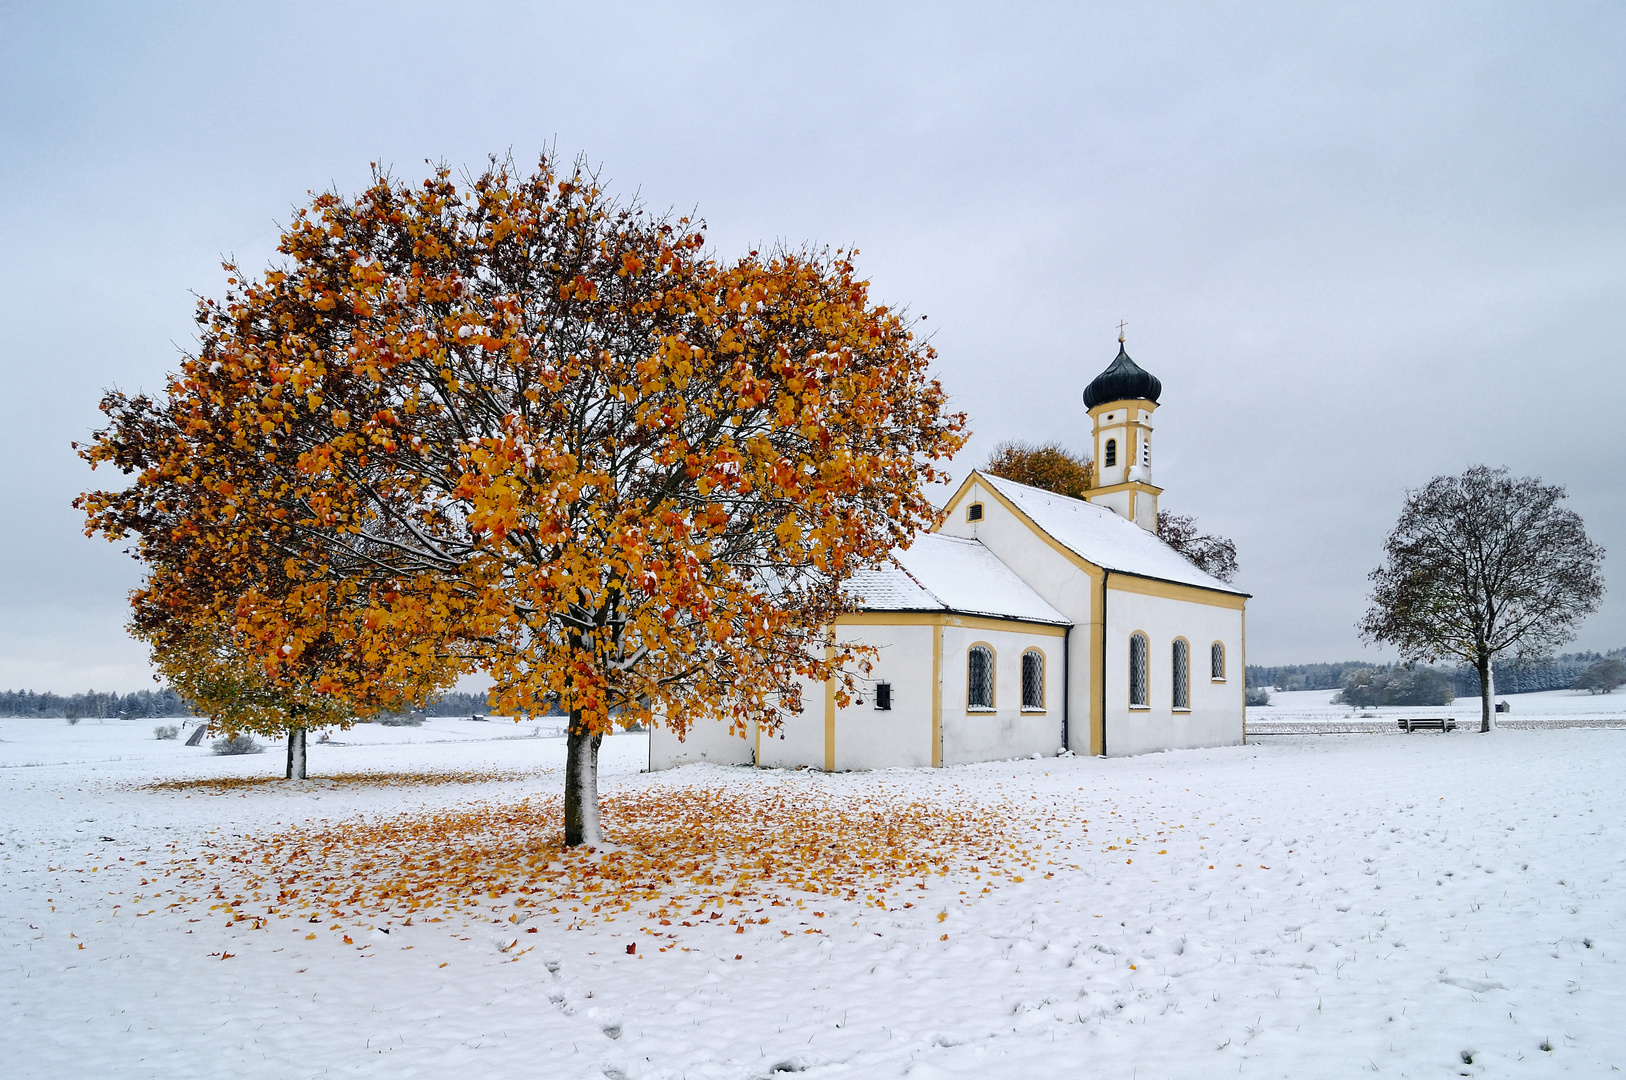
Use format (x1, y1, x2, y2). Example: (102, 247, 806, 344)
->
(1248, 687, 1626, 734)
(2, 706, 1624, 1079)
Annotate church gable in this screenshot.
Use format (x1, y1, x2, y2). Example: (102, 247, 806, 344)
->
(941, 471, 1246, 604)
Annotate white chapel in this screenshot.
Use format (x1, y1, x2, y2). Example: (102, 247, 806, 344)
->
(650, 339, 1248, 770)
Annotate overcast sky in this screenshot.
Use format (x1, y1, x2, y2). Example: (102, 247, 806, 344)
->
(2, 1, 1623, 691)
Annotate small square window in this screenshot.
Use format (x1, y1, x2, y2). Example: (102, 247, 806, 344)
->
(967, 503, 984, 521)
(874, 682, 892, 711)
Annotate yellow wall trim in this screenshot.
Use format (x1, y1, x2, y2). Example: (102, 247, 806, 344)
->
(823, 645, 836, 772)
(931, 623, 943, 768)
(1240, 606, 1248, 745)
(1085, 480, 1165, 499)
(835, 610, 1068, 636)
(1087, 398, 1158, 420)
(1107, 573, 1247, 610)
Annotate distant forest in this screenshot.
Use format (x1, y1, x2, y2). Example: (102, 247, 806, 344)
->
(0, 688, 195, 719)
(1247, 647, 1626, 697)
(0, 688, 521, 719)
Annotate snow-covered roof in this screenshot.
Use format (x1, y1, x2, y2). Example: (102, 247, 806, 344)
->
(977, 473, 1247, 596)
(845, 533, 1071, 626)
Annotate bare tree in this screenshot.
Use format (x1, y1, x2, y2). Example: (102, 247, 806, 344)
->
(1156, 511, 1240, 583)
(1573, 658, 1626, 695)
(1359, 466, 1605, 732)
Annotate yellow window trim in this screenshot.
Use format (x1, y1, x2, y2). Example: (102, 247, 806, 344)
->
(1172, 635, 1192, 711)
(966, 640, 997, 712)
(1021, 646, 1046, 711)
(1128, 629, 1152, 709)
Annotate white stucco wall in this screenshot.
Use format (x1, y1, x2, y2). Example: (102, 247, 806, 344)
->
(831, 622, 937, 771)
(937, 622, 1066, 765)
(754, 622, 939, 771)
(939, 477, 1097, 754)
(1103, 584, 1244, 756)
(651, 614, 1069, 772)
(648, 711, 753, 770)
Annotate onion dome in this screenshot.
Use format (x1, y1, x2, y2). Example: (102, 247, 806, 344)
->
(1083, 341, 1162, 409)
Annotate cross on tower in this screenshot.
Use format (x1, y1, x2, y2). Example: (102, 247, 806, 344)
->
(1116, 320, 1128, 343)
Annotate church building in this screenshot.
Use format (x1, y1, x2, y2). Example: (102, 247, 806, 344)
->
(649, 338, 1248, 769)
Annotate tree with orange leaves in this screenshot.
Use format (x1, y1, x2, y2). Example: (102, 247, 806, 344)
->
(80, 345, 473, 778)
(982, 440, 1094, 499)
(80, 154, 966, 841)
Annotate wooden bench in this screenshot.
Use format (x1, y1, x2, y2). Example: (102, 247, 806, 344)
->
(1398, 717, 1456, 732)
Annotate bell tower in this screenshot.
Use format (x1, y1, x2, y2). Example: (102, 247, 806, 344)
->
(1082, 331, 1162, 532)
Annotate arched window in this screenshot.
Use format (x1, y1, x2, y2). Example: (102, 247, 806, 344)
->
(967, 645, 994, 710)
(1172, 639, 1190, 710)
(1021, 650, 1044, 710)
(1104, 438, 1117, 468)
(1129, 633, 1148, 707)
(1211, 642, 1225, 681)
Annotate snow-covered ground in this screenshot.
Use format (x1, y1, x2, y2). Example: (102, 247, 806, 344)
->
(1249, 687, 1626, 734)
(2, 713, 1623, 1078)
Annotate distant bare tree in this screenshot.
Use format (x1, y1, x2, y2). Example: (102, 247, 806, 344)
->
(1156, 511, 1239, 583)
(1573, 658, 1626, 695)
(1359, 466, 1605, 732)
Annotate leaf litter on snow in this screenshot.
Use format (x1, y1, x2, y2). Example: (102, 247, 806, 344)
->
(147, 776, 1090, 952)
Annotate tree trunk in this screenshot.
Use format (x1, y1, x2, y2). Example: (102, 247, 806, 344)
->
(1477, 656, 1494, 734)
(286, 725, 308, 779)
(564, 710, 603, 847)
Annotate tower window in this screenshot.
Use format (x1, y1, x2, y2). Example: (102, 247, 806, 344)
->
(874, 682, 892, 711)
(967, 645, 994, 710)
(1021, 650, 1044, 710)
(1211, 642, 1225, 681)
(1141, 439, 1151, 467)
(1129, 633, 1148, 707)
(1172, 639, 1190, 710)
(1104, 439, 1117, 468)
(967, 502, 984, 522)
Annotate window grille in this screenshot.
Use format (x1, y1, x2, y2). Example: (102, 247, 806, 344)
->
(1021, 651, 1044, 710)
(967, 646, 994, 709)
(874, 682, 892, 711)
(967, 503, 984, 521)
(1172, 640, 1190, 709)
(1129, 634, 1148, 706)
(1104, 438, 1117, 468)
(1211, 642, 1225, 680)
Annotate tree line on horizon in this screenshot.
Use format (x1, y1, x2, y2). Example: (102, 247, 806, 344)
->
(0, 688, 524, 721)
(1245, 646, 1626, 703)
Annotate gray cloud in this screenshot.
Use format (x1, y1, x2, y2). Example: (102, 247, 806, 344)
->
(2, 1, 1621, 691)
